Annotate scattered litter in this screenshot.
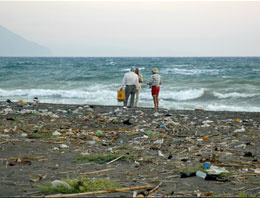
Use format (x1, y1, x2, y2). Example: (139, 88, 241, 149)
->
(21, 133, 28, 137)
(60, 144, 69, 149)
(207, 165, 229, 175)
(234, 127, 246, 133)
(255, 168, 260, 174)
(52, 131, 61, 136)
(51, 180, 72, 189)
(158, 150, 164, 157)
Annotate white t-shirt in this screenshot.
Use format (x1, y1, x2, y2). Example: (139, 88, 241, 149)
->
(122, 71, 139, 88)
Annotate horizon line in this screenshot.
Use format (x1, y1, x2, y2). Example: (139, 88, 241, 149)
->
(0, 55, 260, 58)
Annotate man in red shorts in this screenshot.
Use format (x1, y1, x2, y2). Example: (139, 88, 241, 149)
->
(147, 68, 162, 109)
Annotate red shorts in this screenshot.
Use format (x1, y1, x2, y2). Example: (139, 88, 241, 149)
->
(152, 86, 160, 96)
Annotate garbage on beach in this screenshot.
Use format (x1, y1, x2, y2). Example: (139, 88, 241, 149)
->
(19, 99, 27, 105)
(52, 131, 61, 136)
(33, 97, 40, 104)
(234, 127, 246, 133)
(206, 165, 229, 175)
(1, 101, 260, 197)
(51, 180, 72, 189)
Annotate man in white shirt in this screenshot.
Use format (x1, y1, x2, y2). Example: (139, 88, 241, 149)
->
(121, 67, 139, 108)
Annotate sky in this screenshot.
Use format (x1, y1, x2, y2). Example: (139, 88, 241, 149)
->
(0, 1, 260, 57)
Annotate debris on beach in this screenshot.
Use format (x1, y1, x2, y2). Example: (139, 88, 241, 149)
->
(0, 101, 260, 197)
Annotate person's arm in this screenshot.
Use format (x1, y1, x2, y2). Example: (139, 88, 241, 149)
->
(139, 74, 143, 83)
(147, 76, 153, 89)
(121, 74, 126, 89)
(159, 75, 162, 85)
(147, 75, 153, 86)
(135, 75, 139, 90)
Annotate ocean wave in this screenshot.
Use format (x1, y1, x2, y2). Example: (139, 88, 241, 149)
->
(1, 88, 259, 112)
(213, 92, 258, 99)
(205, 104, 260, 112)
(161, 68, 220, 75)
(157, 100, 260, 112)
(120, 67, 145, 72)
(141, 88, 205, 101)
(0, 88, 116, 100)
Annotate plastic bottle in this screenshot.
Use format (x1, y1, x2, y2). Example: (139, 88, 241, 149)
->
(196, 171, 207, 179)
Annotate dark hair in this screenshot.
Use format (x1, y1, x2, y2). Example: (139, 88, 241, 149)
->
(135, 68, 139, 75)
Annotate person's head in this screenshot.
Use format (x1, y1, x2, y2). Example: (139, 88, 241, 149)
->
(130, 67, 136, 72)
(135, 68, 140, 75)
(152, 68, 159, 74)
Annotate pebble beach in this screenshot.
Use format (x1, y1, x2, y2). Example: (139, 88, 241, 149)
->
(0, 101, 260, 197)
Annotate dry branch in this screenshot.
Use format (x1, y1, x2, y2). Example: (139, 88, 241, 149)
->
(106, 155, 124, 164)
(43, 184, 153, 198)
(147, 181, 162, 195)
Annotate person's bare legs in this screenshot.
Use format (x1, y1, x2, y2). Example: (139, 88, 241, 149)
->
(156, 95, 159, 109)
(153, 95, 158, 109)
(135, 89, 140, 107)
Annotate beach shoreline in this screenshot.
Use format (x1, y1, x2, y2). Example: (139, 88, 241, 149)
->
(0, 101, 260, 197)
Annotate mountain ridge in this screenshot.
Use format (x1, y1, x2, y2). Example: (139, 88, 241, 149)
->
(0, 26, 52, 56)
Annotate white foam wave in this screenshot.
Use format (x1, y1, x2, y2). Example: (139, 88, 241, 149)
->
(0, 88, 117, 100)
(141, 88, 205, 101)
(120, 68, 131, 72)
(1, 88, 259, 112)
(205, 104, 260, 112)
(157, 100, 260, 112)
(213, 92, 258, 99)
(172, 64, 189, 67)
(161, 68, 220, 75)
(120, 67, 145, 72)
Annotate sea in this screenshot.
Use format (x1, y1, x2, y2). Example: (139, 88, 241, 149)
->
(0, 57, 259, 112)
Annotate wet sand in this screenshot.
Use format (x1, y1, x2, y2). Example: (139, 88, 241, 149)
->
(0, 101, 260, 197)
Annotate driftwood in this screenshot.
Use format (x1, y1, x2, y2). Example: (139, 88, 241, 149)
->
(43, 184, 153, 198)
(107, 155, 124, 164)
(0, 140, 10, 145)
(147, 181, 163, 195)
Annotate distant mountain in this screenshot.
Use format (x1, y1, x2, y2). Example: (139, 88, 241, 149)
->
(0, 26, 52, 56)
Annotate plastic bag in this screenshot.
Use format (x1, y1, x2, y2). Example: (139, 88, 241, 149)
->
(117, 89, 125, 102)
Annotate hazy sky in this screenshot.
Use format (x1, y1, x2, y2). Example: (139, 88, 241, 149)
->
(0, 1, 260, 56)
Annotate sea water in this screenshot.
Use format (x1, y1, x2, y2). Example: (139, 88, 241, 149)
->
(0, 57, 259, 112)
